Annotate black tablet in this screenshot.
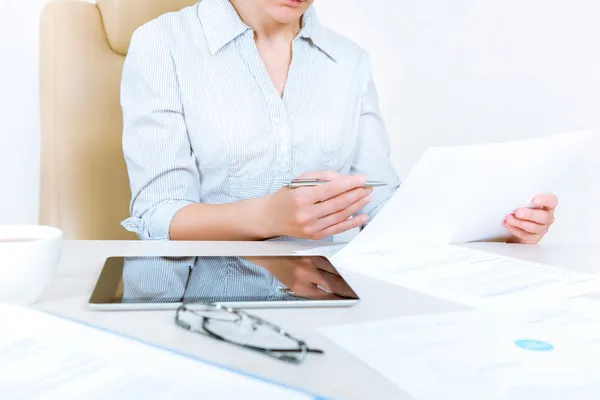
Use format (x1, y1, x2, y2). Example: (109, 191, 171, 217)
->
(89, 255, 359, 310)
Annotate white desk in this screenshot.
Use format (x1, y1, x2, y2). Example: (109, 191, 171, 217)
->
(35, 240, 600, 399)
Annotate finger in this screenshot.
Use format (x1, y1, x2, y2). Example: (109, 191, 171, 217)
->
(318, 270, 357, 298)
(313, 187, 372, 218)
(309, 175, 367, 203)
(310, 292, 347, 301)
(532, 194, 558, 211)
(513, 208, 554, 226)
(288, 285, 346, 301)
(291, 266, 350, 300)
(506, 214, 549, 235)
(290, 266, 344, 299)
(295, 264, 334, 292)
(504, 223, 541, 244)
(313, 257, 340, 276)
(312, 193, 372, 231)
(311, 214, 369, 240)
(284, 282, 324, 299)
(301, 286, 347, 301)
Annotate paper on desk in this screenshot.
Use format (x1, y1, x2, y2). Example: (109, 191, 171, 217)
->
(0, 305, 320, 400)
(317, 297, 600, 400)
(331, 245, 600, 310)
(338, 130, 595, 257)
(293, 244, 346, 257)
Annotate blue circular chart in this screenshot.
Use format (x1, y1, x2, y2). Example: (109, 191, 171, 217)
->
(515, 339, 554, 351)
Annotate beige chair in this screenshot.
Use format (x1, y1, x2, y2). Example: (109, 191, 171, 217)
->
(39, 0, 198, 240)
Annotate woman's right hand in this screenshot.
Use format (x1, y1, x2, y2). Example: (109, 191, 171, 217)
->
(263, 171, 373, 240)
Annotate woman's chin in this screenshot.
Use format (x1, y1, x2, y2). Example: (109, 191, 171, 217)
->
(268, 5, 309, 24)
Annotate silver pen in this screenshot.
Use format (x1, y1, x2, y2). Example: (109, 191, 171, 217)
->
(283, 179, 388, 189)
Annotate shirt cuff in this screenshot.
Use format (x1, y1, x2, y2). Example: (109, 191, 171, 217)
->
(121, 200, 194, 240)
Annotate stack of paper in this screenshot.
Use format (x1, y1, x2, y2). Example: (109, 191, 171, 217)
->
(318, 298, 600, 400)
(0, 304, 322, 399)
(330, 245, 600, 311)
(301, 131, 600, 399)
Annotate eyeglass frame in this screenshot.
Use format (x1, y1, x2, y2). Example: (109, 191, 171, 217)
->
(174, 302, 324, 364)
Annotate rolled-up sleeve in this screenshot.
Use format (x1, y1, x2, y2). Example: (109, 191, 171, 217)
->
(351, 53, 401, 222)
(120, 24, 199, 240)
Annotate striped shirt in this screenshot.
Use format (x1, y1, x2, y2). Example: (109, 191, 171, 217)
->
(120, 0, 400, 301)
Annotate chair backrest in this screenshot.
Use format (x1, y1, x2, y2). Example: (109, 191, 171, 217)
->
(39, 0, 199, 240)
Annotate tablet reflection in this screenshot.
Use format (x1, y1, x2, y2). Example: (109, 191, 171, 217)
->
(120, 256, 358, 304)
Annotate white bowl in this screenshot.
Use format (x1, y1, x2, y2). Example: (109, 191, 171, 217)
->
(0, 225, 63, 305)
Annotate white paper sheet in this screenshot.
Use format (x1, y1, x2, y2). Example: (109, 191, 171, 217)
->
(331, 245, 600, 310)
(338, 130, 595, 257)
(294, 244, 346, 257)
(317, 298, 600, 400)
(0, 304, 319, 400)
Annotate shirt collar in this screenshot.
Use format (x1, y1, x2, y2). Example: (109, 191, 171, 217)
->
(197, 0, 337, 61)
(298, 7, 337, 61)
(197, 0, 251, 56)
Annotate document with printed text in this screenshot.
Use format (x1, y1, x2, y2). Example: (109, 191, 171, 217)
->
(331, 245, 600, 310)
(317, 297, 600, 400)
(0, 305, 321, 399)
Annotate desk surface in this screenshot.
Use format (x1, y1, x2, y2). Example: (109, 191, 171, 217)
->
(35, 240, 600, 399)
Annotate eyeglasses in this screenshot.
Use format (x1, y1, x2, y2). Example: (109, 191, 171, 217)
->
(174, 303, 324, 364)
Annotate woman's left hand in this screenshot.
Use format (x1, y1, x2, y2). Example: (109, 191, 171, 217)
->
(504, 194, 558, 244)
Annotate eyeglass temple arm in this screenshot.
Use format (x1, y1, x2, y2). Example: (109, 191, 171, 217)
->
(266, 348, 324, 354)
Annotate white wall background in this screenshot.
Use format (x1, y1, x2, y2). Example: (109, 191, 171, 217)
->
(0, 0, 47, 224)
(318, 0, 600, 176)
(1, 0, 599, 242)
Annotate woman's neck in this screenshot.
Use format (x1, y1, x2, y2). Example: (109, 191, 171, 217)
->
(230, 0, 301, 42)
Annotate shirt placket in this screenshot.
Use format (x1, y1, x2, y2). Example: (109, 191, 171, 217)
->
(238, 31, 292, 178)
(283, 38, 316, 177)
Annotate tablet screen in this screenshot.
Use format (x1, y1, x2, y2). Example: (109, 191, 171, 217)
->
(89, 255, 359, 306)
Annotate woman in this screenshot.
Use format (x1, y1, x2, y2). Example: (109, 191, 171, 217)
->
(120, 0, 557, 298)
(121, 0, 556, 243)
